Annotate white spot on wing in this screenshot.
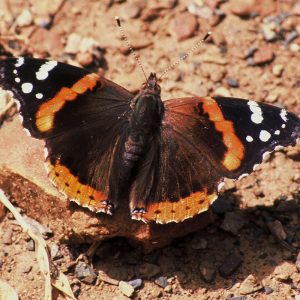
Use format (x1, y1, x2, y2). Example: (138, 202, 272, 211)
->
(248, 100, 264, 124)
(274, 130, 280, 135)
(253, 164, 259, 171)
(36, 93, 43, 99)
(280, 109, 288, 122)
(246, 135, 253, 142)
(282, 124, 286, 128)
(275, 145, 284, 151)
(259, 130, 271, 142)
(13, 69, 17, 74)
(15, 78, 20, 83)
(36, 61, 58, 80)
(15, 57, 24, 67)
(43, 148, 49, 159)
(21, 82, 33, 94)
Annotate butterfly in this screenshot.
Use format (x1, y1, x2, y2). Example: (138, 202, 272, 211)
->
(0, 57, 299, 223)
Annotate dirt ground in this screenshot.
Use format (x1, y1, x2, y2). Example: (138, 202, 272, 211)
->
(0, 0, 300, 299)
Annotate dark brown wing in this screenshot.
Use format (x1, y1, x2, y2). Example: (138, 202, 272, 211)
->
(140, 96, 300, 223)
(0, 58, 134, 212)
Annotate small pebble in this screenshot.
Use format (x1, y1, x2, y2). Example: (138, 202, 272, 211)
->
(261, 23, 277, 42)
(50, 244, 62, 260)
(171, 13, 198, 41)
(119, 281, 135, 298)
(199, 263, 216, 283)
(191, 236, 207, 250)
(253, 45, 274, 65)
(16, 9, 33, 27)
(272, 64, 283, 77)
(220, 211, 246, 235)
(219, 253, 243, 277)
(155, 276, 168, 288)
(20, 264, 32, 274)
(128, 278, 142, 290)
(26, 239, 35, 251)
(213, 87, 231, 97)
(164, 285, 172, 293)
(264, 286, 273, 294)
(75, 262, 97, 285)
(239, 274, 262, 295)
(226, 78, 239, 88)
(3, 228, 13, 245)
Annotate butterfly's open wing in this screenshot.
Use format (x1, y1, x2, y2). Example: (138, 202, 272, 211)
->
(0, 58, 134, 213)
(138, 96, 300, 223)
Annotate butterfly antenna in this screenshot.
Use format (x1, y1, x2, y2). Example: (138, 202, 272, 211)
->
(115, 16, 148, 81)
(159, 32, 211, 80)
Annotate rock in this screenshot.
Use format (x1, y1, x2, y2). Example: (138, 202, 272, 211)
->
(191, 236, 207, 250)
(22, 215, 52, 239)
(26, 239, 35, 251)
(219, 253, 243, 277)
(199, 262, 216, 283)
(285, 30, 299, 45)
(229, 0, 256, 17)
(139, 263, 161, 279)
(128, 278, 142, 290)
(164, 285, 172, 293)
(124, 2, 142, 19)
(20, 264, 32, 274)
(220, 211, 246, 235)
(275, 199, 298, 212)
(264, 286, 273, 294)
(272, 64, 283, 77)
(72, 284, 81, 298)
(76, 52, 94, 67)
(29, 28, 64, 56)
(155, 276, 168, 288)
(274, 262, 296, 282)
(253, 45, 274, 65)
(201, 53, 228, 65)
(267, 220, 287, 241)
(119, 281, 135, 297)
(226, 78, 239, 88)
(261, 23, 277, 42)
(65, 33, 82, 54)
(265, 93, 278, 103)
(239, 274, 263, 295)
(213, 87, 231, 97)
(187, 1, 213, 19)
(171, 13, 198, 41)
(75, 262, 97, 285)
(3, 228, 13, 245)
(50, 244, 62, 260)
(16, 9, 33, 27)
(98, 271, 119, 286)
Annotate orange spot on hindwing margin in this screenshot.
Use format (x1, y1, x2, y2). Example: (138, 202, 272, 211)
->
(201, 97, 245, 171)
(143, 190, 217, 223)
(46, 159, 107, 211)
(36, 73, 99, 132)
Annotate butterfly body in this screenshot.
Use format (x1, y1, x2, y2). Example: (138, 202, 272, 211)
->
(0, 57, 299, 224)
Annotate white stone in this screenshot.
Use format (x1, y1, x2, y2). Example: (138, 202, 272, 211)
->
(36, 61, 58, 80)
(21, 82, 33, 93)
(259, 130, 271, 142)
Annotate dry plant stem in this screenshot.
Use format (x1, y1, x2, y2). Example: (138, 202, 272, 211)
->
(0, 99, 14, 118)
(0, 189, 75, 300)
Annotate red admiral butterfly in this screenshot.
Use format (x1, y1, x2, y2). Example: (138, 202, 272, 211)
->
(0, 57, 299, 223)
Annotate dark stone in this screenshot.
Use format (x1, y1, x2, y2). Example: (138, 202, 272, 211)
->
(128, 278, 143, 290)
(199, 262, 216, 283)
(220, 211, 247, 235)
(219, 253, 243, 277)
(75, 262, 97, 285)
(226, 78, 240, 88)
(155, 276, 168, 288)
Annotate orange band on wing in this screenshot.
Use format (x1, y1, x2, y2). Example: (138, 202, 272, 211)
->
(45, 159, 107, 211)
(36, 73, 99, 132)
(143, 190, 217, 223)
(202, 97, 245, 171)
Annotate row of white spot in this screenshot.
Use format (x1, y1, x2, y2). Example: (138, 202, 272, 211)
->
(13, 57, 58, 100)
(246, 100, 288, 144)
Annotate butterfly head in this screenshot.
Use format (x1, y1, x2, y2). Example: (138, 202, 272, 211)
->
(141, 72, 161, 95)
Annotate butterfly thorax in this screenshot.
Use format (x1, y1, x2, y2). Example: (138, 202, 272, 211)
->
(124, 73, 164, 167)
